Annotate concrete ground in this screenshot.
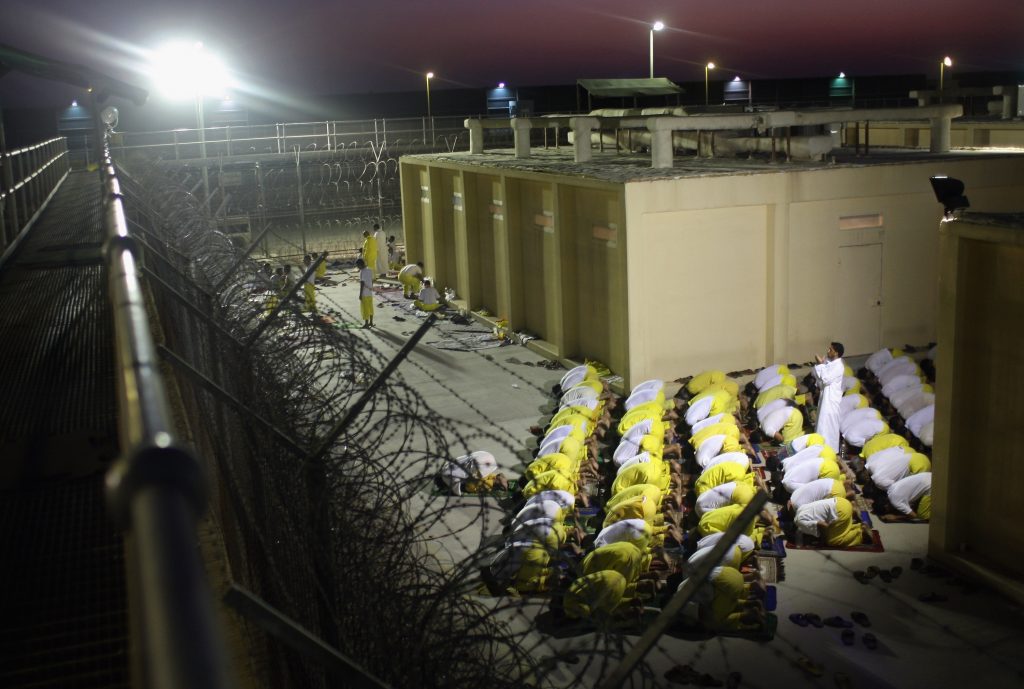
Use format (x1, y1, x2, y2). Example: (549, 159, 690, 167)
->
(314, 268, 1024, 689)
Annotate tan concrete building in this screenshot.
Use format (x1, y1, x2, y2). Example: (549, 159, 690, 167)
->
(932, 211, 1024, 605)
(400, 116, 1024, 387)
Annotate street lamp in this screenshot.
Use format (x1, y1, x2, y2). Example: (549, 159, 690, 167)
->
(939, 56, 953, 103)
(705, 62, 715, 105)
(151, 41, 230, 204)
(649, 21, 664, 79)
(425, 71, 435, 145)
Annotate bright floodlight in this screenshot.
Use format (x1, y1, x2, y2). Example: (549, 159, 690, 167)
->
(652, 21, 664, 31)
(733, 76, 741, 82)
(706, 62, 715, 70)
(839, 71, 846, 78)
(943, 56, 953, 67)
(498, 82, 505, 88)
(151, 41, 230, 100)
(426, 71, 434, 79)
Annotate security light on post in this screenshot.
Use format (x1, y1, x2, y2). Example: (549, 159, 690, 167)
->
(649, 21, 664, 79)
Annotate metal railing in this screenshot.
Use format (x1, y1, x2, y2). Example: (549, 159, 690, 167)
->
(0, 137, 69, 258)
(111, 116, 475, 162)
(99, 132, 235, 689)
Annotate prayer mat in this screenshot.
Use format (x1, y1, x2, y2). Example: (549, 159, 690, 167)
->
(876, 513, 928, 524)
(719, 613, 778, 641)
(757, 556, 781, 584)
(664, 613, 779, 642)
(786, 530, 884, 553)
(429, 334, 507, 352)
(757, 535, 787, 559)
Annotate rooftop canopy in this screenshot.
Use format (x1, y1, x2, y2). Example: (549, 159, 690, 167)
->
(577, 77, 684, 98)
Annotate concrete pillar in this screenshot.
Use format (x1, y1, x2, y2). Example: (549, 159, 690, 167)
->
(465, 119, 484, 154)
(646, 118, 673, 169)
(570, 117, 598, 163)
(512, 118, 532, 158)
(930, 116, 952, 153)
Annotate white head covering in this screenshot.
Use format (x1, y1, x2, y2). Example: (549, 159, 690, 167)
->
(440, 450, 498, 496)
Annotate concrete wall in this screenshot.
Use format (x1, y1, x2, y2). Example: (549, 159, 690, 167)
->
(932, 214, 1024, 604)
(400, 159, 628, 372)
(625, 156, 1024, 384)
(403, 154, 1024, 388)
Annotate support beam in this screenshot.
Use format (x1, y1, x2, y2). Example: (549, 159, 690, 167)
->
(571, 117, 599, 163)
(646, 118, 674, 169)
(465, 118, 484, 154)
(512, 118, 532, 158)
(930, 116, 953, 153)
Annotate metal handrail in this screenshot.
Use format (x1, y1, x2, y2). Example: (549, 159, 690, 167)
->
(0, 136, 69, 264)
(100, 130, 235, 689)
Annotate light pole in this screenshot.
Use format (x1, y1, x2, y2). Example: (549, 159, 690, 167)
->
(425, 71, 434, 145)
(649, 21, 664, 78)
(939, 56, 952, 103)
(705, 62, 715, 105)
(151, 41, 229, 206)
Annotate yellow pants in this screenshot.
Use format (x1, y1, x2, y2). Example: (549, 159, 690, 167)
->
(400, 274, 422, 297)
(414, 300, 441, 311)
(264, 294, 279, 315)
(360, 296, 374, 323)
(303, 283, 316, 312)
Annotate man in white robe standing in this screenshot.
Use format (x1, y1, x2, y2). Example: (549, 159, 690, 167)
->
(813, 341, 845, 452)
(372, 222, 388, 276)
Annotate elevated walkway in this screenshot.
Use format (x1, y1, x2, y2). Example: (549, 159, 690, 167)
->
(0, 170, 128, 688)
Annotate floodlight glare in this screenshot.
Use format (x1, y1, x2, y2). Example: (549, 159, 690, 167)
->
(101, 106, 119, 129)
(943, 56, 953, 67)
(652, 21, 664, 31)
(839, 71, 846, 78)
(498, 82, 505, 89)
(151, 41, 231, 100)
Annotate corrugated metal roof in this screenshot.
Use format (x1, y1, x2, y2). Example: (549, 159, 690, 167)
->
(577, 78, 684, 97)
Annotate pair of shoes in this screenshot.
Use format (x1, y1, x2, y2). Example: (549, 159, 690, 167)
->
(664, 664, 722, 686)
(791, 613, 823, 628)
(850, 611, 871, 627)
(824, 616, 853, 628)
(795, 657, 823, 677)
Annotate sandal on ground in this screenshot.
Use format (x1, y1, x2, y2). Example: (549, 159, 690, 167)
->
(840, 628, 855, 646)
(850, 611, 871, 627)
(789, 613, 809, 627)
(824, 616, 853, 628)
(795, 657, 824, 677)
(862, 632, 878, 650)
(805, 613, 824, 628)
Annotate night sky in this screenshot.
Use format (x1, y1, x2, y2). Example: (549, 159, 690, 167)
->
(0, 0, 1020, 107)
